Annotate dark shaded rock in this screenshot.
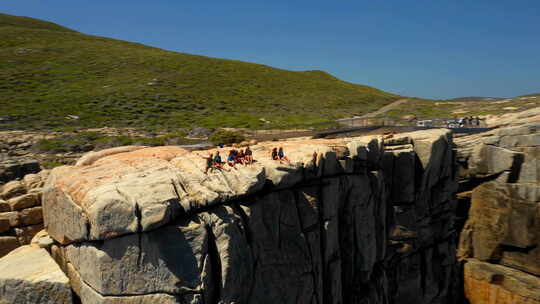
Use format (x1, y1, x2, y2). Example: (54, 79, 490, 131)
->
(0, 159, 40, 184)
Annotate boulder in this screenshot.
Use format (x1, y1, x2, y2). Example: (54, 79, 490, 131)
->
(64, 218, 209, 296)
(516, 146, 539, 183)
(37, 129, 463, 303)
(0, 236, 19, 257)
(0, 245, 72, 304)
(23, 173, 42, 189)
(0, 218, 9, 233)
(469, 144, 520, 176)
(7, 192, 39, 211)
(44, 143, 365, 243)
(0, 200, 9, 212)
(499, 133, 540, 148)
(19, 206, 43, 225)
(15, 223, 44, 245)
(500, 246, 540, 276)
(496, 123, 539, 136)
(0, 211, 20, 227)
(460, 181, 538, 261)
(0, 159, 40, 184)
(0, 180, 26, 200)
(464, 259, 540, 304)
(31, 229, 55, 249)
(66, 263, 183, 304)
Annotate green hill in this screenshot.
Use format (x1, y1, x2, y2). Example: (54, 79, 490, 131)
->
(0, 13, 399, 131)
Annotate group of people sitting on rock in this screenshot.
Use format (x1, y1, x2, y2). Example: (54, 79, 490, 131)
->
(200, 146, 291, 174)
(271, 147, 290, 164)
(200, 146, 254, 174)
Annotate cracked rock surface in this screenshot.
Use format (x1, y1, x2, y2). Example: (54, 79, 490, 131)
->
(9, 129, 461, 303)
(456, 122, 540, 304)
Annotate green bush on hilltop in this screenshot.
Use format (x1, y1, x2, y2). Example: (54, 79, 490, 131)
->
(33, 132, 197, 153)
(208, 129, 246, 145)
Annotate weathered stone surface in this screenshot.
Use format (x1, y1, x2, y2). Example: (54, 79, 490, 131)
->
(456, 120, 539, 303)
(459, 181, 538, 261)
(7, 192, 39, 211)
(485, 109, 540, 128)
(19, 206, 43, 225)
(382, 147, 416, 204)
(0, 211, 20, 227)
(496, 123, 539, 136)
(0, 159, 40, 184)
(43, 185, 89, 244)
(39, 129, 464, 303)
(23, 173, 43, 189)
(501, 246, 540, 276)
(0, 245, 72, 304)
(0, 180, 26, 200)
(31, 229, 55, 249)
(464, 259, 540, 304)
(75, 145, 148, 166)
(65, 218, 208, 296)
(0, 218, 9, 233)
(0, 236, 19, 257)
(66, 262, 183, 304)
(15, 223, 44, 245)
(44, 141, 385, 243)
(517, 146, 539, 183)
(499, 133, 540, 148)
(469, 144, 520, 176)
(0, 200, 8, 212)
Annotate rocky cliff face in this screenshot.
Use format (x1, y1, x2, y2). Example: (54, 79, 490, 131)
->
(455, 123, 540, 304)
(0, 122, 537, 304)
(3, 128, 457, 304)
(0, 161, 48, 258)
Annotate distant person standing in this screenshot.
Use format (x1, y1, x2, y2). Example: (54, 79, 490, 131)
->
(200, 152, 214, 174)
(245, 146, 253, 164)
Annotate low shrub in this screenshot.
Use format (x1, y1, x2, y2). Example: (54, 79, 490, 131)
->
(208, 129, 246, 145)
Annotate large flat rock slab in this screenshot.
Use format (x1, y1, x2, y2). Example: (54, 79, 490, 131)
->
(464, 259, 540, 304)
(43, 130, 453, 244)
(37, 128, 461, 303)
(0, 245, 72, 304)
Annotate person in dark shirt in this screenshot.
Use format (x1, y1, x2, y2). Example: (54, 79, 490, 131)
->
(245, 146, 253, 164)
(236, 149, 246, 166)
(200, 152, 214, 174)
(271, 147, 279, 160)
(213, 151, 229, 171)
(227, 150, 236, 167)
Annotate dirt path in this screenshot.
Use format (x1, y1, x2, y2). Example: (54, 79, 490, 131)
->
(354, 98, 410, 119)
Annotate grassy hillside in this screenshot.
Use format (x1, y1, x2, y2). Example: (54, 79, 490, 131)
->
(0, 13, 399, 131)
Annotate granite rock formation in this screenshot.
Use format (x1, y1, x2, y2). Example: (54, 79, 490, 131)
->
(0, 169, 49, 258)
(455, 122, 540, 304)
(16, 128, 458, 304)
(2, 121, 537, 303)
(0, 245, 72, 304)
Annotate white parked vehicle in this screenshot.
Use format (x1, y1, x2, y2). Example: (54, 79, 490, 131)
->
(416, 120, 433, 127)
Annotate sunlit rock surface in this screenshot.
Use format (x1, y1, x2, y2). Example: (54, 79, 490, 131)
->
(456, 122, 539, 304)
(35, 129, 462, 303)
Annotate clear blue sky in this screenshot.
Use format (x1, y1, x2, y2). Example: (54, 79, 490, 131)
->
(3, 1, 540, 99)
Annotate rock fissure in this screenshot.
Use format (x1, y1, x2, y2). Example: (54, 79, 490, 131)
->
(3, 125, 537, 303)
(204, 224, 222, 304)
